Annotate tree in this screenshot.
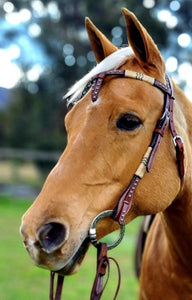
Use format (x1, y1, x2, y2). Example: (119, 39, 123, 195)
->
(0, 0, 191, 174)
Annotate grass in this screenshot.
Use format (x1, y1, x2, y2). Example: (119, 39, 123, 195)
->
(0, 195, 142, 299)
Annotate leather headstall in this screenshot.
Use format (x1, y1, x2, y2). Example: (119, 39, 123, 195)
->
(88, 69, 184, 300)
(90, 69, 184, 225)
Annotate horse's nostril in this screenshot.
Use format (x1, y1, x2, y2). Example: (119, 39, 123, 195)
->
(38, 222, 67, 253)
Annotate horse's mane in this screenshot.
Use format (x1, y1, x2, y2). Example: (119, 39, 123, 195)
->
(65, 47, 133, 105)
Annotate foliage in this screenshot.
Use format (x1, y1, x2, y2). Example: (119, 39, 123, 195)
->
(0, 0, 192, 173)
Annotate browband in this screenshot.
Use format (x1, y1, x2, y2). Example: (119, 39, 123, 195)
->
(91, 69, 173, 102)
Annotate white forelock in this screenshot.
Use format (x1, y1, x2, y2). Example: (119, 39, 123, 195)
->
(64, 47, 133, 105)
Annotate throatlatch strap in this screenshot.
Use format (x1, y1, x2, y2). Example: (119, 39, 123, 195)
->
(169, 95, 184, 179)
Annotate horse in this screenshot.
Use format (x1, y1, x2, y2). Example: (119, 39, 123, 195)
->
(20, 8, 192, 299)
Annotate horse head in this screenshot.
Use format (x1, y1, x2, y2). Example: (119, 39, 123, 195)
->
(20, 9, 181, 276)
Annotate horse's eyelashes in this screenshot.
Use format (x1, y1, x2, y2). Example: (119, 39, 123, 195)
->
(116, 114, 142, 131)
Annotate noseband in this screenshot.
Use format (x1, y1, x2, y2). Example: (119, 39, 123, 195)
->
(50, 70, 184, 300)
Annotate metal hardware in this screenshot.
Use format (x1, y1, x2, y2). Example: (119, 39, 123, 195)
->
(89, 210, 125, 250)
(173, 135, 184, 147)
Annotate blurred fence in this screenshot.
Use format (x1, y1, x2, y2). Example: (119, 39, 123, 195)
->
(0, 147, 62, 197)
(0, 147, 61, 162)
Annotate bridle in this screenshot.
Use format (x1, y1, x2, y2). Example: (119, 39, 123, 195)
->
(50, 69, 184, 300)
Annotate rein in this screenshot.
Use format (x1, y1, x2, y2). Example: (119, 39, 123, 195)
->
(50, 69, 184, 300)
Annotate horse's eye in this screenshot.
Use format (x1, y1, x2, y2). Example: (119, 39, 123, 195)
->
(116, 114, 141, 131)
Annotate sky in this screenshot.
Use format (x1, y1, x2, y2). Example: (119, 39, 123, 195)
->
(0, 1, 51, 89)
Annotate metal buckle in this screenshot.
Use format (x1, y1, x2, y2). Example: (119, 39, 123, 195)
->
(160, 108, 170, 120)
(173, 135, 184, 147)
(89, 210, 125, 250)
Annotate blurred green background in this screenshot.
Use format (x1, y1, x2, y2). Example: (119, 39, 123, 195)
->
(0, 0, 191, 299)
(0, 195, 142, 299)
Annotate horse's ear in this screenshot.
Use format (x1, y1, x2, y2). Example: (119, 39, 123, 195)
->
(122, 8, 164, 74)
(85, 17, 117, 63)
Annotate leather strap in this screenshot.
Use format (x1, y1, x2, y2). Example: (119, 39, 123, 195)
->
(112, 175, 140, 224)
(147, 94, 170, 172)
(91, 243, 108, 300)
(90, 243, 121, 300)
(91, 70, 173, 103)
(92, 70, 125, 102)
(167, 77, 184, 179)
(50, 272, 64, 300)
